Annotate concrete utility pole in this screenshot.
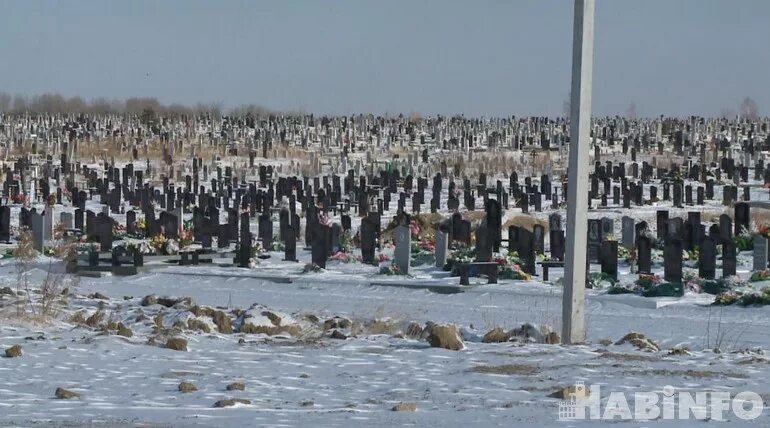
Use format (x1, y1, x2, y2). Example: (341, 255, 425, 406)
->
(562, 0, 595, 344)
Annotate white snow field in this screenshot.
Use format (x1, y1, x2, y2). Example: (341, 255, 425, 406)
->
(1, 255, 769, 428)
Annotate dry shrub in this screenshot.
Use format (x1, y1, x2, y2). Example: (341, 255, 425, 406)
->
(40, 231, 80, 318)
(13, 228, 36, 317)
(750, 208, 770, 226)
(366, 318, 399, 335)
(8, 227, 79, 320)
(470, 364, 540, 376)
(69, 311, 87, 324)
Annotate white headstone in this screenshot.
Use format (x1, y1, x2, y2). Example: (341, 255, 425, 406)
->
(435, 230, 448, 268)
(394, 225, 411, 275)
(43, 208, 53, 241)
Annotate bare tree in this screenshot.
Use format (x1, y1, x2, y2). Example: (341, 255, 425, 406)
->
(0, 93, 11, 113)
(11, 95, 27, 113)
(89, 97, 123, 115)
(0, 92, 282, 118)
(125, 97, 162, 115)
(13, 228, 36, 317)
(166, 103, 193, 116)
(739, 97, 759, 120)
(66, 96, 87, 113)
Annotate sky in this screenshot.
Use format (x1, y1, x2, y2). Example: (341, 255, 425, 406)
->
(1, 0, 768, 117)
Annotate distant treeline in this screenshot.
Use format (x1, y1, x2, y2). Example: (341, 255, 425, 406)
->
(0, 92, 761, 120)
(0, 92, 301, 117)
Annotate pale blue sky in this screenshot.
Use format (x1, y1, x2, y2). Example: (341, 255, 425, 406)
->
(1, 0, 767, 116)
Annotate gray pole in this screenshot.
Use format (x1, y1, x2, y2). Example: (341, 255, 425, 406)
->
(562, 0, 595, 344)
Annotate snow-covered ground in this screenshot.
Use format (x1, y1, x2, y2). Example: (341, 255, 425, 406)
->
(1, 255, 769, 427)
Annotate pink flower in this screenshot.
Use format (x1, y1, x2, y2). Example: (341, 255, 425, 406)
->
(409, 219, 421, 237)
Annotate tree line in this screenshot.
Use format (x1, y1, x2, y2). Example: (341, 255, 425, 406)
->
(0, 93, 302, 118)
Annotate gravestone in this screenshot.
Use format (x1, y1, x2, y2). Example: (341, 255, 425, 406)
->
(587, 219, 601, 262)
(672, 183, 682, 208)
(283, 224, 297, 262)
(279, 208, 290, 241)
(258, 213, 273, 250)
(75, 208, 84, 231)
(60, 212, 73, 230)
(93, 213, 114, 251)
(360, 216, 377, 265)
(393, 225, 411, 274)
(621, 216, 635, 249)
(600, 217, 614, 241)
(636, 235, 652, 273)
(331, 223, 342, 253)
(667, 217, 684, 241)
(218, 223, 230, 249)
(656, 210, 669, 241)
(237, 213, 252, 267)
(548, 213, 562, 231)
(723, 241, 737, 277)
(532, 224, 545, 254)
(475, 224, 493, 262)
(734, 202, 750, 235)
(508, 225, 520, 255)
(663, 239, 683, 283)
(599, 240, 618, 281)
(126, 210, 136, 235)
(160, 211, 179, 239)
(43, 209, 53, 241)
(435, 228, 449, 268)
(719, 214, 732, 244)
(311, 225, 330, 269)
(518, 227, 536, 275)
(550, 229, 565, 261)
(452, 215, 471, 244)
(341, 214, 351, 231)
(0, 206, 10, 242)
(30, 212, 44, 252)
(699, 237, 717, 280)
(485, 199, 502, 251)
(753, 235, 768, 271)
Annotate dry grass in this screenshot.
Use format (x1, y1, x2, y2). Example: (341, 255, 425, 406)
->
(160, 371, 203, 379)
(462, 211, 487, 222)
(502, 215, 549, 232)
(735, 356, 770, 365)
(469, 363, 540, 376)
(366, 318, 400, 335)
(750, 208, 770, 226)
(597, 351, 661, 362)
(625, 368, 748, 379)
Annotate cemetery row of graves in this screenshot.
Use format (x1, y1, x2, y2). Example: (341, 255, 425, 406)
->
(3, 146, 770, 308)
(2, 114, 770, 305)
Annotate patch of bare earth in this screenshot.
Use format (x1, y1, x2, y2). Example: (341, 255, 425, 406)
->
(469, 363, 540, 376)
(597, 351, 661, 362)
(626, 368, 748, 379)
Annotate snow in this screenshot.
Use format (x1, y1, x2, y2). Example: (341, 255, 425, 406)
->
(1, 256, 770, 427)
